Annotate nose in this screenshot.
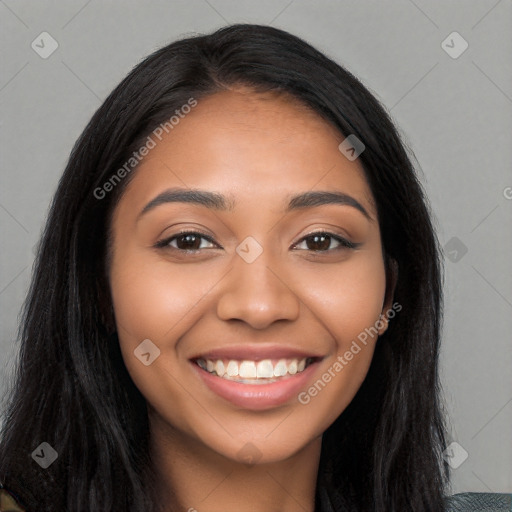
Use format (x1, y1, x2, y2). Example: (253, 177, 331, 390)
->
(216, 249, 301, 329)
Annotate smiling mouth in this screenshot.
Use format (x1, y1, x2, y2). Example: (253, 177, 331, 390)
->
(193, 356, 319, 384)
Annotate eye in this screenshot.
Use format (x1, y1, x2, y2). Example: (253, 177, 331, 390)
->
(154, 231, 219, 252)
(293, 231, 358, 252)
(154, 230, 358, 254)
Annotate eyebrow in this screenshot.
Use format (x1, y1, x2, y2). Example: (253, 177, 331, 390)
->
(137, 188, 372, 221)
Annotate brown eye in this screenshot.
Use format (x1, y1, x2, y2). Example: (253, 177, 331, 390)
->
(155, 231, 218, 252)
(294, 232, 357, 252)
(174, 233, 203, 251)
(306, 233, 332, 251)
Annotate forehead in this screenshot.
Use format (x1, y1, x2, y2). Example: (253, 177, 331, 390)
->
(118, 88, 376, 217)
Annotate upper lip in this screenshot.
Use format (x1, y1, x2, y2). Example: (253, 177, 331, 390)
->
(190, 345, 324, 362)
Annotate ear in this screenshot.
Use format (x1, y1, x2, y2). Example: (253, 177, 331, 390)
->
(378, 257, 399, 336)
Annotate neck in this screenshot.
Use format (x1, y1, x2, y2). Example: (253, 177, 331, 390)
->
(148, 411, 322, 512)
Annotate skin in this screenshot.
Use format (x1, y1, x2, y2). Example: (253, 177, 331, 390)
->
(108, 87, 395, 512)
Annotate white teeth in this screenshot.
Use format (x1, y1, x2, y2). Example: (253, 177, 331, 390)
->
(239, 361, 257, 378)
(273, 359, 287, 377)
(215, 360, 225, 377)
(256, 359, 274, 378)
(197, 356, 312, 382)
(226, 360, 238, 377)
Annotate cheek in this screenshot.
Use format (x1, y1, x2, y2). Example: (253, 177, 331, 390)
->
(299, 250, 387, 342)
(291, 252, 386, 420)
(109, 251, 213, 342)
(108, 252, 216, 428)
(108, 250, 212, 397)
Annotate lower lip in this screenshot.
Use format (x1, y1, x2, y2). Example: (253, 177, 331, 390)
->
(191, 361, 319, 410)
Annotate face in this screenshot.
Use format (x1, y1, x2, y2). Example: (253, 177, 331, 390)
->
(108, 88, 393, 465)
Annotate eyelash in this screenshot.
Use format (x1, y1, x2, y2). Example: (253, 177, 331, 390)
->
(154, 230, 359, 254)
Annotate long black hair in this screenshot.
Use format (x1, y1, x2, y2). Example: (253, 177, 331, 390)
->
(0, 24, 449, 511)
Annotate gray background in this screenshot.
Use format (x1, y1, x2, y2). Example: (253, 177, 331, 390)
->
(1, 0, 511, 495)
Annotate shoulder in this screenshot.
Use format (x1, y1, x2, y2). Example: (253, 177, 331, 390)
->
(444, 492, 512, 511)
(0, 487, 26, 512)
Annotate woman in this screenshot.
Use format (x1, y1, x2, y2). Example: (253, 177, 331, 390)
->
(0, 23, 509, 512)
